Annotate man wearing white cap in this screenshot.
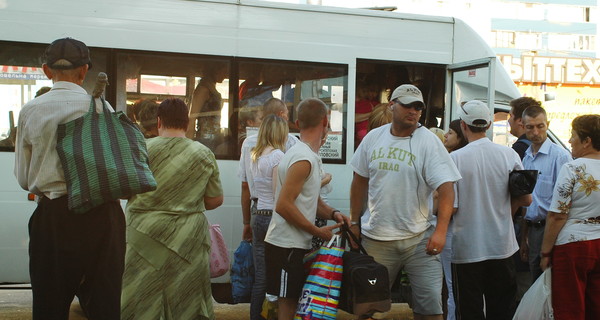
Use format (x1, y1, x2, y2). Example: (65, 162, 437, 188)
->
(350, 84, 461, 320)
(450, 100, 532, 319)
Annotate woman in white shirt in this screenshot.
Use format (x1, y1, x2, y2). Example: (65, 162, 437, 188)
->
(248, 114, 289, 320)
(540, 114, 600, 319)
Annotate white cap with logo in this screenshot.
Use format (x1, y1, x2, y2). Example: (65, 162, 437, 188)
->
(458, 100, 491, 127)
(390, 84, 425, 106)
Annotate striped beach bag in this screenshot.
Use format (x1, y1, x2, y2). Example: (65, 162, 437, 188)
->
(56, 96, 156, 213)
(294, 235, 344, 320)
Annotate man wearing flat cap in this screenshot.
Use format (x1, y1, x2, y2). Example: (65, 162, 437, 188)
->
(14, 38, 125, 319)
(350, 84, 461, 320)
(449, 100, 532, 319)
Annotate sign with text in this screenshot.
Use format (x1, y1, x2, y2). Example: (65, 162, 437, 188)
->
(498, 55, 600, 85)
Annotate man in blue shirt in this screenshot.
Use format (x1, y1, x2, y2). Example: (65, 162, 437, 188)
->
(520, 105, 572, 281)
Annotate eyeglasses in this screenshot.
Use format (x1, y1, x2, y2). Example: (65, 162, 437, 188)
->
(394, 99, 425, 112)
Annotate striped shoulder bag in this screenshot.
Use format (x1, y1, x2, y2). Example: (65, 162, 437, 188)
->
(56, 95, 157, 213)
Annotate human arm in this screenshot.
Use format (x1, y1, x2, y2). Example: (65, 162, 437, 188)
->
(241, 182, 253, 241)
(275, 160, 341, 241)
(316, 196, 350, 226)
(186, 85, 210, 138)
(519, 212, 530, 263)
(540, 211, 568, 271)
(349, 173, 369, 242)
(426, 181, 454, 255)
(511, 194, 532, 216)
(204, 152, 224, 210)
(14, 113, 31, 191)
(204, 195, 223, 210)
(321, 172, 332, 187)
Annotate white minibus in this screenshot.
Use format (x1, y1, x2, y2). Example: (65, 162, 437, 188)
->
(0, 0, 521, 284)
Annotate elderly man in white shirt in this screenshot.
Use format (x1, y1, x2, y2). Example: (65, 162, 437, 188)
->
(14, 38, 126, 320)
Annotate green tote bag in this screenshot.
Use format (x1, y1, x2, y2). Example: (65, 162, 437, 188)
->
(56, 96, 157, 213)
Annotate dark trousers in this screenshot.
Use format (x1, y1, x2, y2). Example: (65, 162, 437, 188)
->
(452, 257, 516, 320)
(29, 197, 125, 320)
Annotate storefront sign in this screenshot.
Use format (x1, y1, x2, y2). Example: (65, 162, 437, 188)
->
(0, 65, 47, 80)
(498, 55, 600, 85)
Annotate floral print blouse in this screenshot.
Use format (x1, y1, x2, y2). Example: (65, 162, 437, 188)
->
(549, 158, 600, 246)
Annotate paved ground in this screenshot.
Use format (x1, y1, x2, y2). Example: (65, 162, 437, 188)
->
(0, 287, 414, 319)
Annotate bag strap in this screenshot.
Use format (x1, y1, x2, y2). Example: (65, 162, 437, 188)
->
(326, 234, 342, 248)
(88, 96, 112, 116)
(340, 223, 369, 255)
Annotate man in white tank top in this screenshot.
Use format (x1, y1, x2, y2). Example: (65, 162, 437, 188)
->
(264, 98, 350, 320)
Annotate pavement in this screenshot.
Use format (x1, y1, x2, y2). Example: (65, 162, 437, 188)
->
(0, 286, 414, 319)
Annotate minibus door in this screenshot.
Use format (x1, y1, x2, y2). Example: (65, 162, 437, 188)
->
(446, 57, 496, 138)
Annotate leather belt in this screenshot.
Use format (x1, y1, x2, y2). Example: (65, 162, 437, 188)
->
(255, 209, 273, 216)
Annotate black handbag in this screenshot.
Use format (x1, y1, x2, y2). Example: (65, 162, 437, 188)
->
(509, 169, 539, 197)
(339, 224, 391, 318)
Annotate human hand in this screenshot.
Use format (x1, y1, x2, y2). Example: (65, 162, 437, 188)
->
(242, 224, 253, 242)
(321, 173, 332, 186)
(316, 223, 342, 241)
(426, 229, 446, 255)
(540, 256, 551, 271)
(332, 211, 350, 226)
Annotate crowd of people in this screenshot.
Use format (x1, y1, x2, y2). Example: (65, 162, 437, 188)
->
(13, 37, 600, 320)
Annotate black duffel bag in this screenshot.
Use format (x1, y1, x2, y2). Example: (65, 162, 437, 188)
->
(339, 224, 391, 318)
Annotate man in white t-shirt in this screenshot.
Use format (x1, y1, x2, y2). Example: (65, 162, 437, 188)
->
(264, 98, 350, 320)
(450, 100, 532, 320)
(350, 84, 461, 320)
(237, 98, 298, 320)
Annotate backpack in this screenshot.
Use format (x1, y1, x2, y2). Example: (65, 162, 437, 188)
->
(339, 226, 391, 317)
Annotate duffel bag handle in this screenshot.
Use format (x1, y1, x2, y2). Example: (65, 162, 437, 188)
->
(341, 223, 369, 255)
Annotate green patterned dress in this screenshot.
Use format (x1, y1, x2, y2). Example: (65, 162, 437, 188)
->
(121, 137, 222, 320)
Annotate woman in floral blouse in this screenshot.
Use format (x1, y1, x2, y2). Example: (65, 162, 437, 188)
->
(540, 114, 600, 319)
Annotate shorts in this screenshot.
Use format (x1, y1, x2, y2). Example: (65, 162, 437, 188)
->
(362, 225, 443, 315)
(265, 242, 309, 299)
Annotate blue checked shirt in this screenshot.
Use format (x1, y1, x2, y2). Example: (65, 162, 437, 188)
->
(523, 139, 572, 222)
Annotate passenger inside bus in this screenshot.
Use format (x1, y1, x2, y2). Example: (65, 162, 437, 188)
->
(186, 63, 228, 147)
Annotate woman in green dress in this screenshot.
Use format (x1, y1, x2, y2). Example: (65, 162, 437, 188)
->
(121, 98, 223, 320)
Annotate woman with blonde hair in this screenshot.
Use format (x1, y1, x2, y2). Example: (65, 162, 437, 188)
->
(248, 114, 289, 320)
(367, 103, 393, 132)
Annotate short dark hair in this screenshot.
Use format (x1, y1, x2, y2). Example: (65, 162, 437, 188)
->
(572, 114, 600, 151)
(449, 119, 468, 150)
(509, 97, 541, 121)
(158, 98, 189, 130)
(467, 124, 487, 133)
(263, 98, 286, 117)
(296, 98, 328, 129)
(522, 105, 547, 122)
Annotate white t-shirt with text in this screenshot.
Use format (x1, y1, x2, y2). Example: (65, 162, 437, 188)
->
(351, 124, 461, 241)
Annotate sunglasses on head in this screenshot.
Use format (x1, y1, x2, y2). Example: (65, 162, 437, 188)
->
(394, 99, 425, 112)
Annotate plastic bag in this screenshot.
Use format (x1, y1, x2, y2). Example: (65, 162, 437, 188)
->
(261, 294, 279, 320)
(209, 224, 230, 278)
(231, 240, 254, 303)
(513, 267, 553, 320)
(294, 235, 344, 320)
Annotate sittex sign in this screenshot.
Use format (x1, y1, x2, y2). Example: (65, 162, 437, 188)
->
(498, 55, 600, 85)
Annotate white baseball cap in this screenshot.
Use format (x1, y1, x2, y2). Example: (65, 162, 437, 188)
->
(390, 84, 425, 106)
(458, 100, 491, 127)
